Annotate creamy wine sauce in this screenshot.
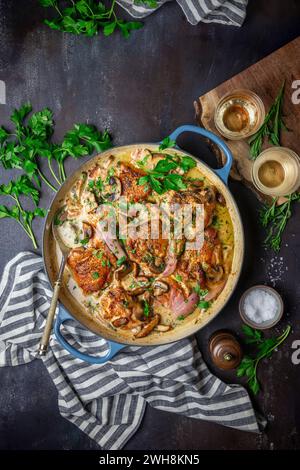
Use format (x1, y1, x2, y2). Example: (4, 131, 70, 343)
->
(55, 149, 234, 338)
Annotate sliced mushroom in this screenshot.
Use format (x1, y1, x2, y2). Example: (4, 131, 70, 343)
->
(187, 178, 204, 189)
(112, 317, 129, 328)
(205, 265, 224, 283)
(102, 176, 122, 202)
(131, 325, 142, 335)
(147, 257, 166, 274)
(82, 221, 94, 239)
(131, 301, 144, 321)
(135, 314, 160, 338)
(201, 186, 217, 203)
(153, 280, 169, 296)
(155, 324, 172, 332)
(216, 191, 226, 206)
(113, 262, 136, 282)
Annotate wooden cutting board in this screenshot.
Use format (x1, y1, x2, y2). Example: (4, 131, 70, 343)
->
(194, 36, 300, 203)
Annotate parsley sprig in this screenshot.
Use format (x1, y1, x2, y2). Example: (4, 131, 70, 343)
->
(40, 0, 143, 38)
(259, 193, 300, 252)
(237, 324, 291, 394)
(138, 153, 196, 194)
(248, 82, 287, 159)
(0, 176, 46, 249)
(0, 103, 112, 190)
(158, 136, 176, 151)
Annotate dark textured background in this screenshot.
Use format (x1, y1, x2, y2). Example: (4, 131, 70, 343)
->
(0, 0, 300, 450)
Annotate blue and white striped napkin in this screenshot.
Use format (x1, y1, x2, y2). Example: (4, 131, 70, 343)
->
(117, 0, 248, 26)
(0, 252, 264, 450)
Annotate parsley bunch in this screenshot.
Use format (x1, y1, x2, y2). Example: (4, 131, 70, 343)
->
(248, 82, 287, 159)
(259, 193, 300, 252)
(0, 176, 46, 249)
(0, 103, 112, 190)
(40, 0, 144, 38)
(237, 324, 291, 394)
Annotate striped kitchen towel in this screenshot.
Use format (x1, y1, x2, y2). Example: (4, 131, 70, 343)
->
(117, 0, 248, 26)
(0, 252, 265, 450)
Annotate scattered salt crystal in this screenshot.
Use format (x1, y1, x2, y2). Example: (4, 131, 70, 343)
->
(244, 289, 279, 324)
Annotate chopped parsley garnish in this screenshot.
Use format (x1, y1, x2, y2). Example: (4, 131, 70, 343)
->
(193, 285, 208, 298)
(198, 300, 210, 310)
(143, 300, 150, 317)
(175, 274, 182, 282)
(178, 315, 185, 321)
(93, 249, 103, 259)
(80, 237, 89, 245)
(92, 272, 100, 280)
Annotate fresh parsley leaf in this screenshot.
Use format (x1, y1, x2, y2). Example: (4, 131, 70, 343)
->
(80, 237, 89, 245)
(178, 156, 197, 172)
(92, 271, 100, 279)
(159, 136, 176, 151)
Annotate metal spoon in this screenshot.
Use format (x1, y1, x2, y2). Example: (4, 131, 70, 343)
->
(38, 210, 71, 356)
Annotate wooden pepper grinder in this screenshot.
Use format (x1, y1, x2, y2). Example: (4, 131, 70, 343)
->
(209, 331, 242, 370)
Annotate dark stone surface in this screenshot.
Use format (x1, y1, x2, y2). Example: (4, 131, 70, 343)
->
(0, 0, 300, 450)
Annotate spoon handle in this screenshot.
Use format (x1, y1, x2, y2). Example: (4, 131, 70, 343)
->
(38, 255, 67, 356)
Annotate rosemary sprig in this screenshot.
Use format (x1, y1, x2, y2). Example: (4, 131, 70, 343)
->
(259, 193, 300, 252)
(237, 324, 291, 394)
(248, 82, 287, 159)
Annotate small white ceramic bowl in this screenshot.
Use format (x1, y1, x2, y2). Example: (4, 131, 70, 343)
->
(239, 285, 284, 330)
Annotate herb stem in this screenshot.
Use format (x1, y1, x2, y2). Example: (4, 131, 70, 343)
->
(48, 158, 62, 185)
(37, 168, 57, 192)
(59, 162, 66, 182)
(26, 222, 38, 249)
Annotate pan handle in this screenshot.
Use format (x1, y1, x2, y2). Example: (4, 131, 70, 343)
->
(167, 125, 233, 185)
(54, 306, 126, 364)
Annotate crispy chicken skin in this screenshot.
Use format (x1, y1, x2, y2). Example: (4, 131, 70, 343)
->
(169, 187, 217, 227)
(117, 162, 151, 202)
(125, 234, 168, 274)
(99, 286, 133, 321)
(177, 227, 223, 286)
(67, 243, 116, 294)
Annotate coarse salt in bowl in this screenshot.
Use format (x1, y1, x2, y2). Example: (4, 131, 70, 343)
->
(239, 285, 284, 330)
